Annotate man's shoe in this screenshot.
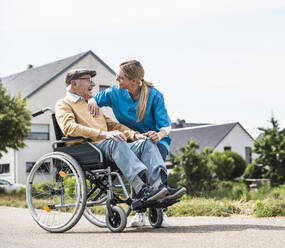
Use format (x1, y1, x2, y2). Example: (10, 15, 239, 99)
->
(129, 213, 147, 227)
(136, 185, 168, 202)
(165, 187, 186, 200)
(161, 212, 169, 228)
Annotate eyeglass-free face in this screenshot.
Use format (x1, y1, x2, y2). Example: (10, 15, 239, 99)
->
(116, 70, 137, 91)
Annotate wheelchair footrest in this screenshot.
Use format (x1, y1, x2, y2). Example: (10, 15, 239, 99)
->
(151, 198, 180, 208)
(131, 198, 181, 211)
(131, 199, 157, 211)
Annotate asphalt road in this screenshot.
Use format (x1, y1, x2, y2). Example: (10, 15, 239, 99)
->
(0, 206, 285, 248)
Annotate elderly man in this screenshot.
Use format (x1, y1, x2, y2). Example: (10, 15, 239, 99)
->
(55, 68, 180, 206)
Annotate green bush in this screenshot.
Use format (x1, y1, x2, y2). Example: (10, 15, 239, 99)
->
(224, 151, 247, 178)
(210, 151, 235, 180)
(254, 199, 285, 217)
(63, 177, 77, 198)
(169, 140, 217, 194)
(166, 197, 241, 217)
(0, 186, 26, 196)
(243, 163, 267, 179)
(210, 151, 247, 180)
(167, 169, 181, 188)
(200, 181, 248, 200)
(169, 140, 248, 193)
(30, 177, 78, 198)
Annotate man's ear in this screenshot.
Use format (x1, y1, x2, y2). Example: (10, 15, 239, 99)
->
(71, 80, 77, 87)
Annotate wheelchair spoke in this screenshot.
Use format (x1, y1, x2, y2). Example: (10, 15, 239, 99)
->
(26, 153, 86, 232)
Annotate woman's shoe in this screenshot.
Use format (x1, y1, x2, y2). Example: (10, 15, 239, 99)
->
(129, 213, 147, 227)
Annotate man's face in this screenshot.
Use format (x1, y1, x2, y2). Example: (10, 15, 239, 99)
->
(72, 74, 95, 99)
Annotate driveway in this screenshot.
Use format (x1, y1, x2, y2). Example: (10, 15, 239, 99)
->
(0, 206, 284, 248)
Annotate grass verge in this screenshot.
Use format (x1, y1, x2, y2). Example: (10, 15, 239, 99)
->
(1, 184, 285, 217)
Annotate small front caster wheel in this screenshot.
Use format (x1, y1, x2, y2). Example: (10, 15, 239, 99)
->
(106, 206, 127, 232)
(148, 207, 163, 228)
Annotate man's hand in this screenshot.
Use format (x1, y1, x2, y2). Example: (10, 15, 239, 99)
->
(88, 98, 100, 117)
(99, 130, 127, 142)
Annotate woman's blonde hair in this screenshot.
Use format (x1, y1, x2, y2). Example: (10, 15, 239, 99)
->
(120, 60, 154, 122)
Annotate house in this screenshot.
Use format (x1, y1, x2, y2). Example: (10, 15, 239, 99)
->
(0, 50, 117, 184)
(171, 119, 209, 129)
(169, 122, 254, 164)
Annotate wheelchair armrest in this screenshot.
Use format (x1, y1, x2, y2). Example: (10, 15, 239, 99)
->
(62, 136, 92, 142)
(52, 136, 92, 150)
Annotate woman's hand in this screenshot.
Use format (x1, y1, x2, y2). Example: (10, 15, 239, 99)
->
(134, 133, 147, 140)
(88, 98, 100, 117)
(143, 130, 166, 143)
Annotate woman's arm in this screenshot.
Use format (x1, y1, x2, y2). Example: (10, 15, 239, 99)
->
(88, 86, 113, 117)
(88, 98, 100, 117)
(143, 91, 171, 143)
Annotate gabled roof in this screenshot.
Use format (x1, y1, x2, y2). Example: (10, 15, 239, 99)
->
(169, 122, 254, 153)
(1, 50, 115, 99)
(171, 122, 210, 128)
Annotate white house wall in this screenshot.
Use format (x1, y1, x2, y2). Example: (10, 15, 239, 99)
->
(215, 124, 254, 160)
(14, 54, 117, 184)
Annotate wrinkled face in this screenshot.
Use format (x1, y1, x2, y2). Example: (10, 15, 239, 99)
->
(116, 69, 137, 90)
(72, 74, 95, 99)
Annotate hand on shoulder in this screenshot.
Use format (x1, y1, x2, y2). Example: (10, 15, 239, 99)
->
(88, 98, 100, 117)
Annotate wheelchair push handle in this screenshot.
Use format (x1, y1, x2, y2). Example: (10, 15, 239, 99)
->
(32, 107, 54, 117)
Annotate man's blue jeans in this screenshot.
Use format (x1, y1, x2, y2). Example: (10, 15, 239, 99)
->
(95, 139, 167, 185)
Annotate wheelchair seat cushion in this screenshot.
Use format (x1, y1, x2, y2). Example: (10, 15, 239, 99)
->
(55, 143, 106, 169)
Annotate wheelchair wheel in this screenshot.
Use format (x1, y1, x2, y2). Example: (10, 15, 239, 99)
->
(106, 206, 127, 232)
(26, 152, 87, 233)
(148, 207, 163, 228)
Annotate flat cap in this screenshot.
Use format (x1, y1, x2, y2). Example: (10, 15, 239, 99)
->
(65, 68, 96, 85)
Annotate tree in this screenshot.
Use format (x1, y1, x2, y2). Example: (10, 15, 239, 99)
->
(0, 80, 31, 158)
(225, 151, 247, 179)
(168, 140, 248, 193)
(253, 117, 285, 184)
(210, 151, 235, 180)
(169, 140, 216, 193)
(210, 151, 247, 180)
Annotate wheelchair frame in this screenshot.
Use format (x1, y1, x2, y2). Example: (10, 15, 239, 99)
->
(26, 108, 166, 233)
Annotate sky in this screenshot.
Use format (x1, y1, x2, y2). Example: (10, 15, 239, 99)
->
(1, 0, 285, 138)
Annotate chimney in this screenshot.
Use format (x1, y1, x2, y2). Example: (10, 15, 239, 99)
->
(27, 64, 33, 69)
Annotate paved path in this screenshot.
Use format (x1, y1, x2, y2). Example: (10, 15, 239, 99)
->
(0, 206, 285, 248)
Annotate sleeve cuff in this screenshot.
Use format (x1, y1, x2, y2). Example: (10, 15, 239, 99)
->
(88, 98, 94, 104)
(160, 126, 171, 135)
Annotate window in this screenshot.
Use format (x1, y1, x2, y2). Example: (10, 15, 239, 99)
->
(245, 147, 252, 164)
(224, 146, 231, 151)
(27, 124, 49, 140)
(99, 85, 109, 92)
(26, 162, 50, 173)
(0, 164, 9, 174)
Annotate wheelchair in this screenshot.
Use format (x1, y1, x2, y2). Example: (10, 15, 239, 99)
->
(26, 108, 178, 233)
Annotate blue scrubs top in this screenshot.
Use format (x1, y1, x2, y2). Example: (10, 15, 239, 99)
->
(94, 84, 171, 151)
